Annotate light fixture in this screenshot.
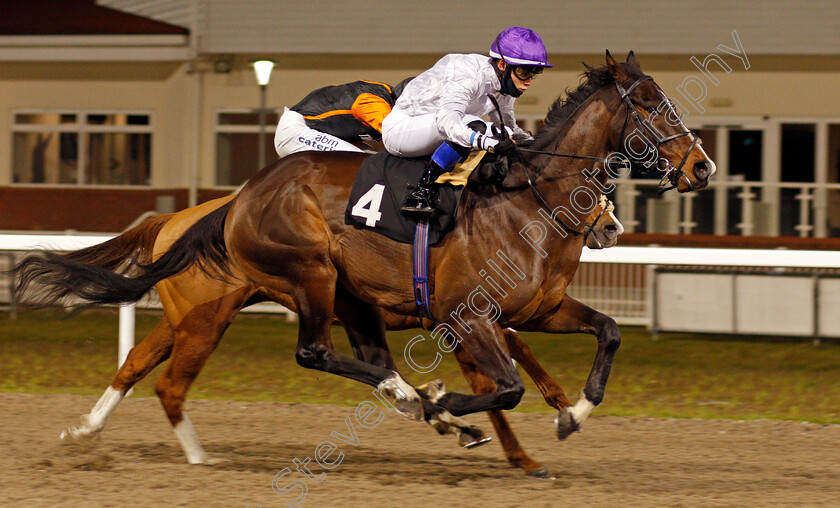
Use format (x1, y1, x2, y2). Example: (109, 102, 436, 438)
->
(252, 59, 275, 86)
(251, 59, 276, 170)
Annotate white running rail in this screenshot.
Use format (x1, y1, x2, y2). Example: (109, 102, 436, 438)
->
(3, 233, 840, 364)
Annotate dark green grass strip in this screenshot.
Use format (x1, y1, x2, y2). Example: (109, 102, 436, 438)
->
(1, 309, 838, 423)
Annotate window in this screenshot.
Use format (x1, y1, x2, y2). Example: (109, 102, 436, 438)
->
(728, 129, 763, 181)
(12, 112, 152, 185)
(215, 110, 279, 186)
(515, 115, 544, 137)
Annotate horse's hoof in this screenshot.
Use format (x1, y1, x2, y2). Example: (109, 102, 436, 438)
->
(459, 425, 492, 448)
(60, 425, 92, 441)
(526, 467, 556, 480)
(555, 409, 581, 440)
(378, 376, 424, 421)
(460, 434, 492, 449)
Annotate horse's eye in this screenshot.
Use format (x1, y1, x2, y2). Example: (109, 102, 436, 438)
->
(646, 106, 657, 114)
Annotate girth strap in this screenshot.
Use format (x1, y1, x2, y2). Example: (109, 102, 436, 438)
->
(412, 220, 433, 319)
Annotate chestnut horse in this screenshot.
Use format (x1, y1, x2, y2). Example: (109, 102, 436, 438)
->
(54, 191, 621, 476)
(15, 51, 713, 472)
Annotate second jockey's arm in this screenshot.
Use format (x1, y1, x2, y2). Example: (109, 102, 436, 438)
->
(351, 93, 393, 133)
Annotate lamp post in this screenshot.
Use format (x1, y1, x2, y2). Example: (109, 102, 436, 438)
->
(252, 59, 275, 170)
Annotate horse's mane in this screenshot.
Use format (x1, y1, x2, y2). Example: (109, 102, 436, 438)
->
(531, 60, 645, 150)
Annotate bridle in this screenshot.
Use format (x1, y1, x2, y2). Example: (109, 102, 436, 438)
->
(582, 199, 609, 244)
(508, 74, 702, 236)
(614, 76, 699, 194)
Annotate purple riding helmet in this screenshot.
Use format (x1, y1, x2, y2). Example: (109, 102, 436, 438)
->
(489, 26, 553, 68)
(489, 27, 552, 97)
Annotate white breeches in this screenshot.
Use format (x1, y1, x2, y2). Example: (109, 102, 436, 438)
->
(274, 108, 364, 158)
(382, 111, 491, 157)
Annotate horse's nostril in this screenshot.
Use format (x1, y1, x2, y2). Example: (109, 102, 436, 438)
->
(693, 161, 710, 180)
(605, 225, 618, 233)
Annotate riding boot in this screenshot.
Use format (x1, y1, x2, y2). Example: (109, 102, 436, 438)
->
(402, 142, 466, 218)
(401, 161, 445, 217)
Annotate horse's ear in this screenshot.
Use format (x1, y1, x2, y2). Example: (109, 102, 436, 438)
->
(626, 50, 641, 69)
(606, 50, 630, 81)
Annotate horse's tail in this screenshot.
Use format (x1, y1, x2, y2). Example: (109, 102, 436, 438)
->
(65, 213, 174, 272)
(13, 199, 234, 309)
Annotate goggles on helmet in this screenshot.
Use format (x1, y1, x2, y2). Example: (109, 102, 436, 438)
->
(512, 65, 544, 81)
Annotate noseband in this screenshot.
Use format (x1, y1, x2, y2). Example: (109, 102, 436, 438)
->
(582, 202, 608, 245)
(614, 76, 699, 194)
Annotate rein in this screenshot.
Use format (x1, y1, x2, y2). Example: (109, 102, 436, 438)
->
(488, 95, 587, 236)
(489, 73, 701, 238)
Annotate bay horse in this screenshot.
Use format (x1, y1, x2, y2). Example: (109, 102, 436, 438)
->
(15, 51, 713, 473)
(54, 191, 622, 476)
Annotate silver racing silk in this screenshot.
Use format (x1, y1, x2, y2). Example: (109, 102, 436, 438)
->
(390, 53, 529, 148)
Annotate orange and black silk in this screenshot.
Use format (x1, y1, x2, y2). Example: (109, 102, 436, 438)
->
(291, 80, 396, 141)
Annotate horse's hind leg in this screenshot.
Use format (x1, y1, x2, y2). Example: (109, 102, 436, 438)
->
(284, 271, 425, 420)
(334, 286, 488, 446)
(61, 316, 175, 441)
(452, 344, 550, 478)
(153, 289, 251, 464)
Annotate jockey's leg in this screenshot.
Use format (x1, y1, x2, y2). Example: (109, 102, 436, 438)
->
(274, 108, 363, 158)
(401, 141, 467, 217)
(383, 111, 486, 217)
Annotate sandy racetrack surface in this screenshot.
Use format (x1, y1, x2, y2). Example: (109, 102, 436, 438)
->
(2, 393, 839, 507)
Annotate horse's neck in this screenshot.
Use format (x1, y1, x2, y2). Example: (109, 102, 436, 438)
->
(549, 96, 615, 172)
(525, 94, 615, 221)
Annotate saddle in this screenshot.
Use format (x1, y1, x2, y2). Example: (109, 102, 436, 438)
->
(344, 151, 489, 244)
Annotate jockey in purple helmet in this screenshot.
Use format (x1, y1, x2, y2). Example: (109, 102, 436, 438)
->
(382, 26, 553, 217)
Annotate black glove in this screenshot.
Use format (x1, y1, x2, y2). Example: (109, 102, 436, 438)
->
(512, 132, 535, 147)
(491, 138, 517, 155)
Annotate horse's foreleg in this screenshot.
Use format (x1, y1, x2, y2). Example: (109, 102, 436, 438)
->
(502, 329, 572, 411)
(60, 316, 175, 441)
(525, 295, 620, 440)
(453, 345, 550, 478)
(154, 322, 220, 464)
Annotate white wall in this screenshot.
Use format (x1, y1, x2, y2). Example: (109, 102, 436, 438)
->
(198, 0, 840, 56)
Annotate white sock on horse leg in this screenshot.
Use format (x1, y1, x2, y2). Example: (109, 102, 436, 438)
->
(173, 414, 208, 464)
(61, 386, 123, 439)
(568, 391, 596, 425)
(90, 386, 123, 418)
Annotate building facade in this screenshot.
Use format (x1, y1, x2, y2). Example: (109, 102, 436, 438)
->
(2, 0, 840, 237)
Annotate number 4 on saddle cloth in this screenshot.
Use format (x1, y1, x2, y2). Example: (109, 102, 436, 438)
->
(344, 150, 489, 244)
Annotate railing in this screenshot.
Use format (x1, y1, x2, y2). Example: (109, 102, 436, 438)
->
(0, 233, 296, 367)
(612, 179, 840, 238)
(3, 234, 840, 363)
